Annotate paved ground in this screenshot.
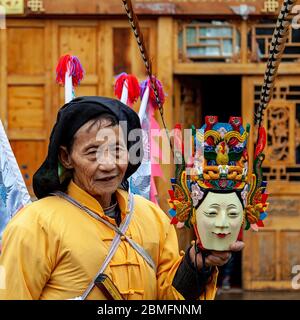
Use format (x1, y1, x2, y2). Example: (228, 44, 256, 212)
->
(216, 288, 300, 300)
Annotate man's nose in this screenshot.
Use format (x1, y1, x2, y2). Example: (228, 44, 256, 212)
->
(98, 161, 117, 172)
(214, 210, 229, 228)
(97, 152, 117, 171)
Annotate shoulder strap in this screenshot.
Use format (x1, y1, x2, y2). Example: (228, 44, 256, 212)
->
(52, 191, 156, 299)
(81, 198, 133, 300)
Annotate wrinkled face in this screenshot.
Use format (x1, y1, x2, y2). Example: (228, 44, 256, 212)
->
(60, 118, 128, 200)
(195, 192, 243, 251)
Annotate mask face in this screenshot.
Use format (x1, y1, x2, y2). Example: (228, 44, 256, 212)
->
(195, 192, 243, 251)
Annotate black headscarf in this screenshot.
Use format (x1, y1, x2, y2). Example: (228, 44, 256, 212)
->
(33, 96, 143, 199)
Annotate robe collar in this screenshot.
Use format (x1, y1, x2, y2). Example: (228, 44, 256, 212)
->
(67, 180, 130, 225)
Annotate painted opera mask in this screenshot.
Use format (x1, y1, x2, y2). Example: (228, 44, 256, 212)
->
(169, 116, 269, 251)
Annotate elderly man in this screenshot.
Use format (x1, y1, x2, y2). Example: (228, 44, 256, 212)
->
(0, 96, 243, 300)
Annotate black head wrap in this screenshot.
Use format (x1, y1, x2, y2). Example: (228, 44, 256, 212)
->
(33, 96, 143, 199)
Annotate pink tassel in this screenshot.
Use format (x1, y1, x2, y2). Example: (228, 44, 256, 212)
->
(140, 77, 166, 110)
(176, 222, 185, 229)
(150, 176, 159, 205)
(114, 73, 140, 106)
(250, 224, 259, 232)
(56, 54, 84, 87)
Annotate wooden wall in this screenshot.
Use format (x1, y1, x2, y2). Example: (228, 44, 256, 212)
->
(0, 18, 170, 197)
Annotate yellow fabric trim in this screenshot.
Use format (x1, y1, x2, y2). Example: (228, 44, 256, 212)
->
(67, 180, 129, 223)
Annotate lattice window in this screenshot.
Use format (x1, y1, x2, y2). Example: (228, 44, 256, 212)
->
(249, 21, 300, 62)
(254, 85, 300, 182)
(178, 21, 241, 62)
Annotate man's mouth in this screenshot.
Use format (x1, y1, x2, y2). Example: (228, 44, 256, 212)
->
(212, 232, 231, 239)
(96, 175, 118, 182)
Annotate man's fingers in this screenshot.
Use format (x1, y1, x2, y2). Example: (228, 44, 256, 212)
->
(229, 241, 245, 252)
(205, 254, 231, 267)
(210, 251, 231, 261)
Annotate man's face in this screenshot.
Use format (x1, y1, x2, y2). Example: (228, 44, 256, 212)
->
(61, 118, 128, 199)
(195, 192, 244, 251)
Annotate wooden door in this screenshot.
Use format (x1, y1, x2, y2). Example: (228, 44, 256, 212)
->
(242, 76, 300, 290)
(1, 20, 51, 195)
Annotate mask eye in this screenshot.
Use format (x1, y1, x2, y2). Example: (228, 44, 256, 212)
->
(204, 211, 217, 217)
(228, 211, 239, 218)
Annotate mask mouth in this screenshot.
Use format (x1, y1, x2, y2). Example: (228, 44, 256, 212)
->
(212, 232, 231, 239)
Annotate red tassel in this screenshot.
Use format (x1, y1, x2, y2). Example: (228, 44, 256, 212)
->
(255, 127, 267, 158)
(168, 189, 175, 199)
(261, 193, 268, 203)
(256, 220, 264, 227)
(171, 217, 178, 225)
(114, 73, 140, 106)
(56, 54, 84, 87)
(237, 227, 243, 241)
(114, 73, 127, 100)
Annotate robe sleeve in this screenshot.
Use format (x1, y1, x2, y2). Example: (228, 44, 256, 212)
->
(156, 222, 218, 300)
(0, 208, 53, 300)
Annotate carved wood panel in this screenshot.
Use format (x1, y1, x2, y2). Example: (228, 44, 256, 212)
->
(242, 76, 300, 290)
(249, 22, 300, 63)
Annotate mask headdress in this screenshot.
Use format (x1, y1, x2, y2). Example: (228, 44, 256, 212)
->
(55, 54, 85, 182)
(169, 0, 296, 237)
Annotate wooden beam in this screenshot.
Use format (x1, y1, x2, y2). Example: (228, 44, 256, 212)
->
(33, 0, 281, 16)
(174, 63, 300, 75)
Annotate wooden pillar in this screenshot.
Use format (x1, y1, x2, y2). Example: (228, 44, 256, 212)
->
(156, 17, 174, 213)
(102, 21, 114, 98)
(240, 20, 248, 64)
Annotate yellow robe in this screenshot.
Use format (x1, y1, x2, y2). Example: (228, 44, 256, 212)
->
(0, 181, 217, 300)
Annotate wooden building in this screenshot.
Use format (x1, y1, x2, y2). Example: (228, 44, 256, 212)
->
(0, 0, 300, 290)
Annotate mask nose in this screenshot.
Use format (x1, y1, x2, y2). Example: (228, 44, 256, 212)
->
(214, 209, 229, 229)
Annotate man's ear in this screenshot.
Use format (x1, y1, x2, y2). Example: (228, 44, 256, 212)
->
(59, 146, 73, 170)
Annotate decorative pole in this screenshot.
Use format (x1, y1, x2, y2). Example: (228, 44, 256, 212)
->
(114, 72, 140, 107)
(56, 54, 84, 104)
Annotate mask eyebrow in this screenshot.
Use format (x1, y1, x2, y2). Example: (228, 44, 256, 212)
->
(227, 204, 237, 209)
(209, 204, 220, 208)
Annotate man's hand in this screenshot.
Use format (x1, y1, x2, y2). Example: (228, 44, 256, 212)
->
(189, 241, 245, 271)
